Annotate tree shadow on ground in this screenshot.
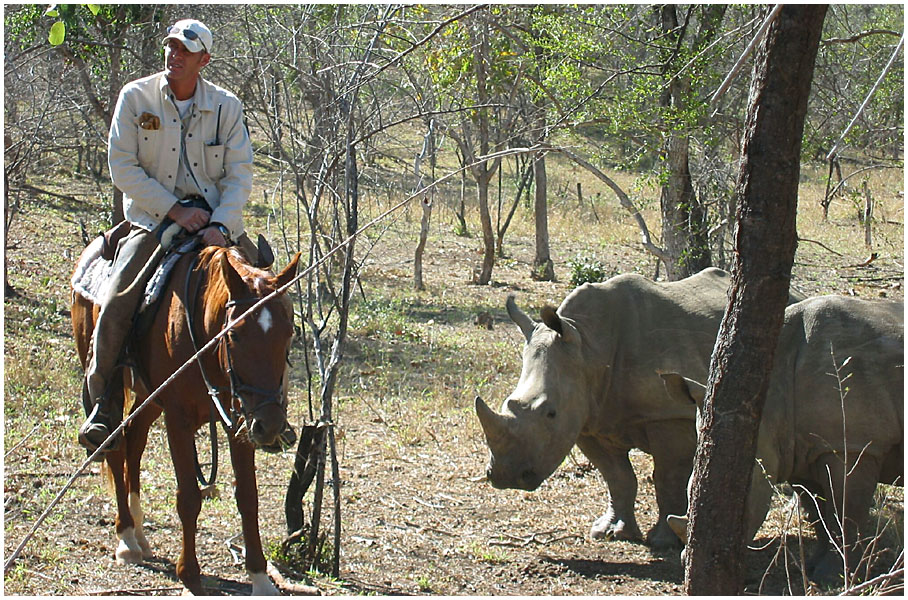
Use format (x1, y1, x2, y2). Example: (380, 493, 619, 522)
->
(537, 553, 683, 586)
(116, 557, 256, 596)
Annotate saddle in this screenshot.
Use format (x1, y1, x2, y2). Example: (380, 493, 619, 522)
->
(71, 225, 201, 334)
(72, 196, 212, 309)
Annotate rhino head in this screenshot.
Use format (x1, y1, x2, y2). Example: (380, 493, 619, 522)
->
(475, 295, 590, 491)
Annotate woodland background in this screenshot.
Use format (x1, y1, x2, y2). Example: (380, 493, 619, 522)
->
(3, 4, 904, 596)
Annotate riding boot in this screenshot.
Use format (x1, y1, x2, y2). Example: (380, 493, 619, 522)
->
(78, 387, 122, 459)
(79, 227, 160, 455)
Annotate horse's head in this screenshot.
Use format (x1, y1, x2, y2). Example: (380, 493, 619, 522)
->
(205, 247, 301, 448)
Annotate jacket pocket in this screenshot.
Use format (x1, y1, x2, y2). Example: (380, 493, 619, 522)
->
(137, 129, 160, 166)
(204, 143, 225, 179)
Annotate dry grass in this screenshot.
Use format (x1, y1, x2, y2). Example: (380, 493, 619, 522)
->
(3, 146, 902, 594)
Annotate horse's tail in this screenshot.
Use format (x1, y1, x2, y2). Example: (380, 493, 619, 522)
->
(98, 369, 134, 499)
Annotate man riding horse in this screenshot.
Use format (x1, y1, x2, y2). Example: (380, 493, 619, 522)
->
(79, 19, 283, 454)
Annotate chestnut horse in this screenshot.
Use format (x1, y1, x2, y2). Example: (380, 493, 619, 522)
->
(72, 243, 300, 595)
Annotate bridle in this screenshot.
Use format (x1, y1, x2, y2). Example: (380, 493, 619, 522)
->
(219, 296, 288, 425)
(183, 251, 287, 434)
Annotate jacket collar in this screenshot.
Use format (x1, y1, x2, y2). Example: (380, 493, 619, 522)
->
(158, 71, 216, 112)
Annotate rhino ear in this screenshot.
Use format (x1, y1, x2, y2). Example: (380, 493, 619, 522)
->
(540, 306, 562, 335)
(506, 294, 536, 342)
(660, 373, 706, 410)
(541, 306, 580, 345)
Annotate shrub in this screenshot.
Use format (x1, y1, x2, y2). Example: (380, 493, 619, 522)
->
(568, 254, 610, 286)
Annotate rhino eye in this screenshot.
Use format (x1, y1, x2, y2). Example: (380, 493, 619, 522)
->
(546, 409, 557, 419)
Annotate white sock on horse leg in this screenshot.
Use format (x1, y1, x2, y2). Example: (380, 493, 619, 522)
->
(128, 492, 152, 557)
(115, 527, 145, 565)
(248, 570, 279, 596)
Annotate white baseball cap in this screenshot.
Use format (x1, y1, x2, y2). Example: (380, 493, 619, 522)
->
(162, 19, 212, 54)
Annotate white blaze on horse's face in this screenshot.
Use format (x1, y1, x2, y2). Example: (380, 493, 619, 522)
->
(257, 307, 273, 334)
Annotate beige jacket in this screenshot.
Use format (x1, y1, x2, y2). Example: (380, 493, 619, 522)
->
(107, 71, 252, 239)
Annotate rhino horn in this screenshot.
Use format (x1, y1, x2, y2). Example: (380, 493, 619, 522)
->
(475, 396, 513, 447)
(667, 514, 689, 544)
(506, 294, 536, 342)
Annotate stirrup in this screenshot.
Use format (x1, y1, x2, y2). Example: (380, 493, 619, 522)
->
(78, 402, 121, 459)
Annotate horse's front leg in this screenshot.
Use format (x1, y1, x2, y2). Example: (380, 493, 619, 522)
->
(228, 434, 279, 595)
(104, 443, 141, 565)
(165, 413, 204, 595)
(123, 399, 161, 561)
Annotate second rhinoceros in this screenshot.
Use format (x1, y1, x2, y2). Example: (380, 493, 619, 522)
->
(475, 267, 801, 548)
(661, 295, 903, 583)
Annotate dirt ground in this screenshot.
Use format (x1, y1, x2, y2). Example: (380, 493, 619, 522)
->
(4, 174, 904, 596)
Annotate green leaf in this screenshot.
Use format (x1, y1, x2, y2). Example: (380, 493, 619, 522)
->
(86, 4, 101, 15)
(48, 20, 65, 46)
(44, 5, 59, 17)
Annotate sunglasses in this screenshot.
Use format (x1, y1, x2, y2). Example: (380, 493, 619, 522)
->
(167, 25, 207, 52)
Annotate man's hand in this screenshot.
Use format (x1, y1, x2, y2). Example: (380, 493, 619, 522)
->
(167, 204, 210, 233)
(199, 226, 229, 247)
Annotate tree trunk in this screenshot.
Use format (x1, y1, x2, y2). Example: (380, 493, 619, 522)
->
(530, 46, 554, 281)
(3, 160, 12, 297)
(414, 195, 431, 290)
(472, 16, 496, 286)
(659, 132, 710, 278)
(455, 162, 468, 236)
(531, 153, 554, 280)
(684, 5, 828, 595)
(496, 157, 532, 257)
(658, 5, 714, 280)
(475, 177, 496, 284)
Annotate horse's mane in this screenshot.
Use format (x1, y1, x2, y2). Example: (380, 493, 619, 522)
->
(197, 246, 276, 295)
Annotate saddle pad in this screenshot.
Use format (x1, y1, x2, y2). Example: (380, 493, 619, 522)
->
(71, 236, 112, 305)
(71, 235, 200, 312)
(140, 237, 201, 312)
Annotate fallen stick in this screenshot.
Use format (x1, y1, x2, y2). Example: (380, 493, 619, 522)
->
(85, 586, 184, 595)
(267, 562, 321, 595)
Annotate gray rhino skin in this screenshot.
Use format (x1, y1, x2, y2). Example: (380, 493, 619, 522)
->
(662, 295, 903, 582)
(475, 267, 802, 549)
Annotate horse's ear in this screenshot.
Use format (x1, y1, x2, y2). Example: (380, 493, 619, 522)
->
(217, 249, 246, 294)
(274, 252, 302, 289)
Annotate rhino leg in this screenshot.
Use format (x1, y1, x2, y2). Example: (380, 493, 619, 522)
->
(744, 456, 777, 543)
(805, 452, 882, 585)
(647, 420, 696, 550)
(660, 460, 774, 551)
(577, 437, 643, 542)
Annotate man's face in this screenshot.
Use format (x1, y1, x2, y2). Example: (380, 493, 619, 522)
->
(163, 39, 209, 85)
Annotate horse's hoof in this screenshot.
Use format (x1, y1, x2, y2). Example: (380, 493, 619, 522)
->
(115, 542, 144, 565)
(115, 528, 148, 565)
(250, 571, 280, 596)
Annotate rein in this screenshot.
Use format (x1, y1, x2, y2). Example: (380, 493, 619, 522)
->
(182, 248, 288, 485)
(183, 251, 227, 488)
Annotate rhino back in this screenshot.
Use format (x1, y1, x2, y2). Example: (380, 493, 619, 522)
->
(768, 296, 904, 480)
(558, 268, 732, 439)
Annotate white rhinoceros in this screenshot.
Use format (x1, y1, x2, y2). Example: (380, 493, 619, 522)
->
(661, 295, 903, 583)
(475, 267, 802, 549)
